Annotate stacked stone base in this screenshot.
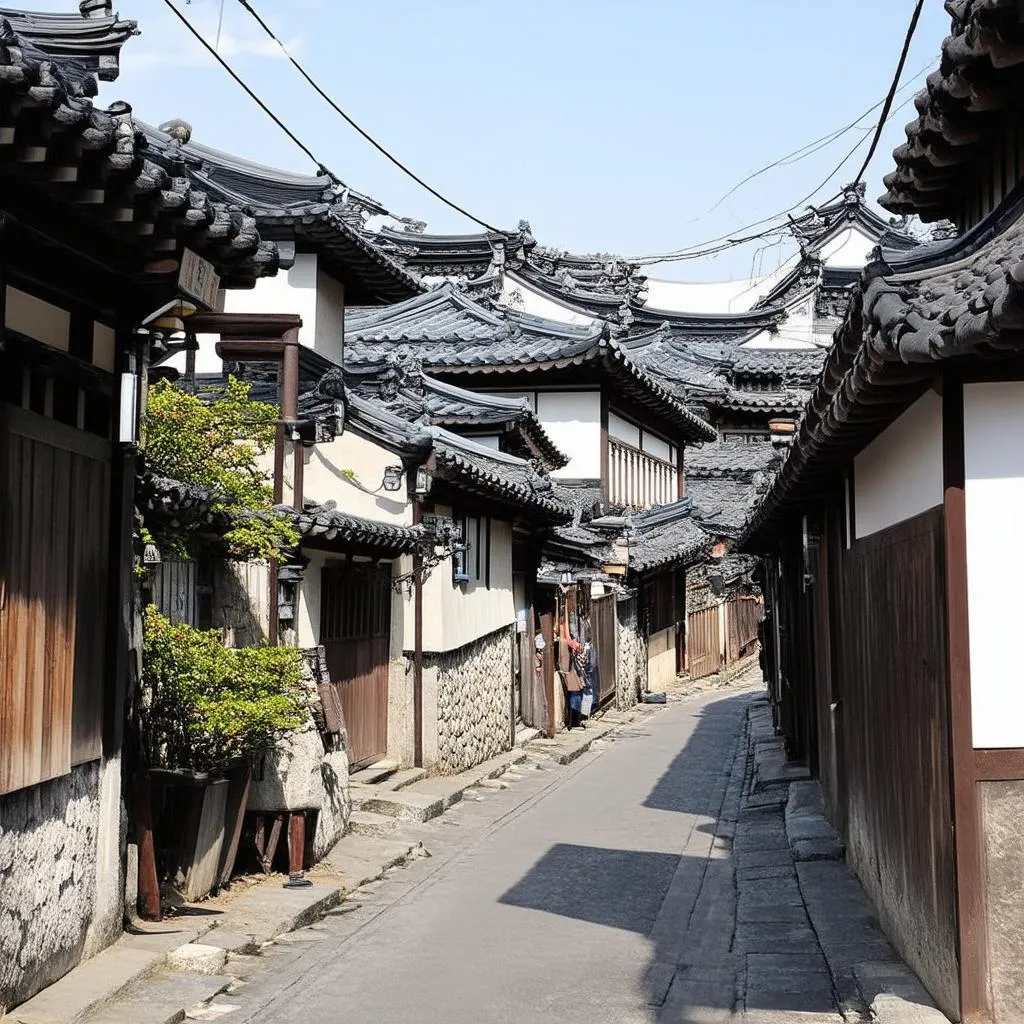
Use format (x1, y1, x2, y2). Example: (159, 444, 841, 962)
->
(430, 626, 514, 775)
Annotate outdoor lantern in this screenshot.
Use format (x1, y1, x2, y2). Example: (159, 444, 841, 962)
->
(414, 465, 432, 497)
(382, 465, 404, 492)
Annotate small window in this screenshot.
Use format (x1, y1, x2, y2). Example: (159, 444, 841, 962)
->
(453, 515, 489, 587)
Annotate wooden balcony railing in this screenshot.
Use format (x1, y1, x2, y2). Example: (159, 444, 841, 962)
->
(608, 437, 677, 509)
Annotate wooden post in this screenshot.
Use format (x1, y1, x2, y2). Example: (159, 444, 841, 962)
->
(412, 500, 424, 767)
(943, 375, 990, 1023)
(135, 775, 161, 921)
(540, 611, 556, 738)
(283, 811, 312, 888)
(600, 390, 610, 505)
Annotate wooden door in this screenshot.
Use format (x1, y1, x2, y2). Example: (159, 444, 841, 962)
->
(320, 565, 391, 770)
(591, 594, 617, 706)
(687, 605, 722, 680)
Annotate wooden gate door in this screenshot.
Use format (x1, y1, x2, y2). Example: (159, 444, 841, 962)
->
(591, 594, 617, 706)
(688, 605, 723, 679)
(320, 565, 391, 770)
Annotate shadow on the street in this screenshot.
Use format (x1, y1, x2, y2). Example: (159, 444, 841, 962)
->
(498, 843, 680, 934)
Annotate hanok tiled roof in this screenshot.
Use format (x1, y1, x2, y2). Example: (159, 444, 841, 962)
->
(745, 204, 1024, 545)
(430, 428, 570, 523)
(288, 504, 423, 553)
(881, 0, 1024, 219)
(0, 23, 278, 293)
(718, 391, 809, 415)
(1, 1, 137, 79)
(372, 224, 535, 280)
(345, 286, 717, 443)
(628, 499, 712, 573)
(345, 359, 568, 470)
(141, 128, 423, 304)
(137, 473, 216, 529)
(686, 441, 784, 479)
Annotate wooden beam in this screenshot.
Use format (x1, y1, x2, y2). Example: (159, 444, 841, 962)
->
(974, 748, 1024, 782)
(943, 375, 990, 1024)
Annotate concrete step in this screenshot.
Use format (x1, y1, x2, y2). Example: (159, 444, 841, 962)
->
(77, 971, 232, 1024)
(321, 835, 423, 891)
(348, 759, 399, 786)
(357, 789, 447, 823)
(346, 809, 398, 838)
(348, 768, 428, 806)
(514, 726, 541, 746)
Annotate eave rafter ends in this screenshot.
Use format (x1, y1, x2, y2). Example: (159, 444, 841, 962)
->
(0, 18, 278, 289)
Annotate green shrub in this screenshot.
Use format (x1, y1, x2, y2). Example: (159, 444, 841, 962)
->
(143, 376, 299, 561)
(141, 606, 306, 774)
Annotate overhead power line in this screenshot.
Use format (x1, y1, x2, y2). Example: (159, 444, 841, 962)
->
(162, 0, 331, 174)
(233, 0, 501, 233)
(850, 0, 926, 189)
(708, 64, 930, 215)
(631, 68, 928, 267)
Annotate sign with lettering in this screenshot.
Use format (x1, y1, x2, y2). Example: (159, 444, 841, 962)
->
(178, 248, 220, 310)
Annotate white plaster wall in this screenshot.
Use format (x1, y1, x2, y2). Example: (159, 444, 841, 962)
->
(222, 253, 319, 346)
(296, 549, 329, 649)
(6, 286, 70, 350)
(411, 518, 515, 653)
(302, 431, 413, 526)
(608, 411, 640, 447)
(537, 391, 601, 480)
(93, 324, 116, 373)
(642, 255, 798, 314)
(820, 224, 877, 268)
(315, 268, 345, 364)
(854, 391, 943, 540)
(500, 272, 597, 326)
(964, 382, 1024, 748)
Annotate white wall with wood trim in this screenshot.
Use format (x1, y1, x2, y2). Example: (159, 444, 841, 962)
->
(407, 515, 516, 654)
(301, 430, 413, 527)
(853, 390, 944, 539)
(536, 390, 601, 480)
(964, 381, 1024, 748)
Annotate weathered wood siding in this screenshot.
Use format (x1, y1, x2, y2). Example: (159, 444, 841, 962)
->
(837, 508, 957, 1015)
(1, 409, 109, 794)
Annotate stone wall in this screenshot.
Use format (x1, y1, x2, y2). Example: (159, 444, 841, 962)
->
(616, 596, 647, 709)
(0, 758, 124, 1011)
(430, 626, 514, 775)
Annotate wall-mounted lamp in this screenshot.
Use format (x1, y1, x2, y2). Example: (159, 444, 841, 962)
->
(382, 465, 404, 492)
(414, 466, 432, 497)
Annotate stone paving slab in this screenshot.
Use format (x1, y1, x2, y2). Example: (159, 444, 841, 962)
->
(8, 920, 213, 1024)
(79, 972, 232, 1024)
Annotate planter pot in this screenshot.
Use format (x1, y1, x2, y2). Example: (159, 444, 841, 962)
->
(174, 776, 229, 902)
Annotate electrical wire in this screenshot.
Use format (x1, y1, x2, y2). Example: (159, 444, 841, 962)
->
(850, 0, 926, 189)
(707, 64, 930, 215)
(233, 0, 502, 234)
(161, 0, 332, 176)
(631, 82, 925, 267)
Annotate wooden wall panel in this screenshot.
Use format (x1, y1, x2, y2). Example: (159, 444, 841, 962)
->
(838, 507, 958, 1016)
(1, 409, 110, 793)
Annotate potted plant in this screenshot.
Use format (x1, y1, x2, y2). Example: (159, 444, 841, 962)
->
(141, 606, 305, 903)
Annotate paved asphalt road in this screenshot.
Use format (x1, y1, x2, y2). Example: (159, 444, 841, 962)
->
(226, 684, 760, 1024)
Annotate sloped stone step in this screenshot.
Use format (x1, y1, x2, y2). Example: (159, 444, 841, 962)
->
(77, 970, 232, 1024)
(348, 760, 399, 786)
(347, 809, 398, 838)
(357, 789, 447, 823)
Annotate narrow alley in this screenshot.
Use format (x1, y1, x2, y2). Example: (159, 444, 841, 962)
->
(144, 678, 940, 1024)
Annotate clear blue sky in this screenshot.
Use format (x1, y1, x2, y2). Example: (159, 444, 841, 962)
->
(40, 0, 951, 279)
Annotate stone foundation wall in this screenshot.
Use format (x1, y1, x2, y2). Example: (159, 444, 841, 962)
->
(0, 758, 124, 1011)
(430, 626, 514, 775)
(616, 597, 647, 709)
